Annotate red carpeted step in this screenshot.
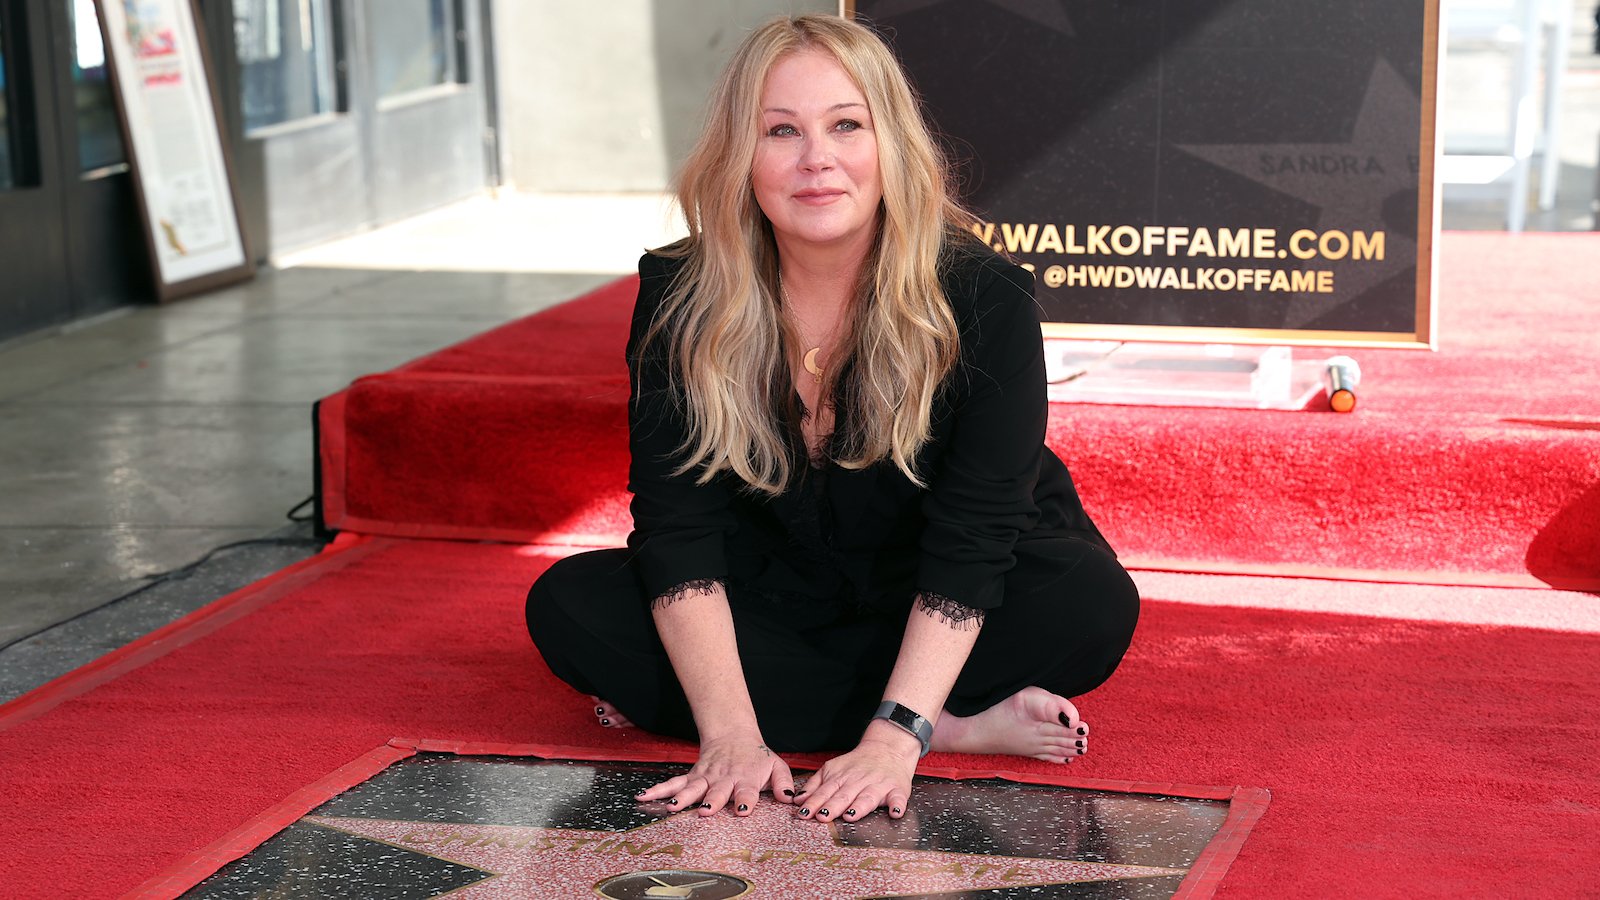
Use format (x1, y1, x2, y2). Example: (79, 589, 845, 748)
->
(322, 373, 632, 543)
(316, 233, 1600, 589)
(318, 276, 637, 543)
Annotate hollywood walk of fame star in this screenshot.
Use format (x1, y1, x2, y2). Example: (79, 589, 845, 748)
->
(1177, 59, 1421, 327)
(863, 0, 1074, 37)
(305, 802, 1185, 899)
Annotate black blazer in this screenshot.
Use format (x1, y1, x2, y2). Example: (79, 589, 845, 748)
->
(624, 240, 1109, 615)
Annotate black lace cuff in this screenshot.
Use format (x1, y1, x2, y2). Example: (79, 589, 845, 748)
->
(915, 592, 987, 631)
(650, 578, 725, 610)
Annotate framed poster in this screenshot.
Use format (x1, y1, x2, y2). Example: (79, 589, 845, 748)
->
(846, 0, 1439, 348)
(97, 0, 253, 300)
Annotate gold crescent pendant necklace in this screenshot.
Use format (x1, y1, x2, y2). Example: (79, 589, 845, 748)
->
(781, 276, 825, 384)
(803, 347, 823, 383)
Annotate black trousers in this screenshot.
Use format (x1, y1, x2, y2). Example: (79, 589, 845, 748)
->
(525, 538, 1139, 753)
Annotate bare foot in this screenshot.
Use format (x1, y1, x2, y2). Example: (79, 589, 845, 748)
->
(930, 686, 1090, 764)
(590, 696, 635, 729)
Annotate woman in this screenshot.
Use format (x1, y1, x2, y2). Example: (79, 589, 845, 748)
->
(526, 14, 1137, 825)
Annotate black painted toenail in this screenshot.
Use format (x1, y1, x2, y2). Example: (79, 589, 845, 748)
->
(818, 809, 829, 817)
(1076, 748, 1085, 755)
(1076, 739, 1085, 748)
(596, 706, 605, 715)
(846, 808, 856, 817)
(601, 718, 610, 726)
(782, 789, 795, 797)
(800, 808, 810, 816)
(1078, 726, 1088, 735)
(667, 799, 678, 805)
(700, 802, 712, 809)
(1059, 712, 1070, 726)
(892, 806, 901, 815)
(738, 804, 748, 812)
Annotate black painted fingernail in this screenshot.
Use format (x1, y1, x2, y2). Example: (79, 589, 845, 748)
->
(1059, 712, 1070, 726)
(667, 799, 678, 805)
(800, 807, 810, 816)
(818, 808, 829, 817)
(846, 808, 856, 817)
(1078, 726, 1088, 735)
(596, 706, 605, 715)
(738, 803, 748, 812)
(600, 718, 610, 726)
(782, 789, 795, 797)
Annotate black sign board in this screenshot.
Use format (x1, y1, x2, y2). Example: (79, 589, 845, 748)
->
(847, 0, 1439, 348)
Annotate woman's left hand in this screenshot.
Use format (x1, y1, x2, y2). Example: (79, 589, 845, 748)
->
(795, 720, 921, 822)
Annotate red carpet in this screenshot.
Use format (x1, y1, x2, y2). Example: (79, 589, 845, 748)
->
(5, 233, 1596, 897)
(317, 232, 1600, 589)
(1, 537, 1596, 897)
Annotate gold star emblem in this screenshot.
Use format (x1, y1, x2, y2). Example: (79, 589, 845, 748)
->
(1177, 60, 1422, 326)
(307, 801, 1185, 898)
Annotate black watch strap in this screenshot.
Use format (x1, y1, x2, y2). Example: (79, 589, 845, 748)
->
(873, 700, 933, 757)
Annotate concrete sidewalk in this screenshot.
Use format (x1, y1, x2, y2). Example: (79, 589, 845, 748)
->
(0, 193, 684, 699)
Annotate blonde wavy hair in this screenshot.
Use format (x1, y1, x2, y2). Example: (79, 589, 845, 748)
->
(643, 14, 977, 495)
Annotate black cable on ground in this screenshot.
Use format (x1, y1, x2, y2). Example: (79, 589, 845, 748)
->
(286, 495, 316, 523)
(0, 503, 330, 657)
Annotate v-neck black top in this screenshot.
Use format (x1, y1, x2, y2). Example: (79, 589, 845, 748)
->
(624, 240, 1110, 616)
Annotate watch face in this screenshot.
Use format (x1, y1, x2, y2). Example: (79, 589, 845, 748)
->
(593, 869, 751, 899)
(878, 702, 932, 754)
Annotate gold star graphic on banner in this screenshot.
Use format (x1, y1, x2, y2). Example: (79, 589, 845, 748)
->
(1177, 59, 1421, 327)
(307, 802, 1184, 899)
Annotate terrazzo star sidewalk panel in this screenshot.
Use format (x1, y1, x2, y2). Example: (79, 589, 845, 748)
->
(133, 739, 1268, 899)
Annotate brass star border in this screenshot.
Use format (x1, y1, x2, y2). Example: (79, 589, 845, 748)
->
(130, 738, 1270, 899)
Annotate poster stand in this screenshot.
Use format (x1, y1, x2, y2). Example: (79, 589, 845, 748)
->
(1046, 342, 1336, 411)
(96, 0, 254, 302)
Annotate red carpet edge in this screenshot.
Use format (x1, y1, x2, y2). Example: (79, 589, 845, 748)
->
(0, 534, 378, 735)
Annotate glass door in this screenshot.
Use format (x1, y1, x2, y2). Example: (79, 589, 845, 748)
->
(234, 0, 338, 133)
(0, 0, 160, 342)
(228, 0, 369, 252)
(223, 0, 490, 256)
(0, 0, 73, 342)
(55, 0, 151, 317)
(364, 0, 487, 223)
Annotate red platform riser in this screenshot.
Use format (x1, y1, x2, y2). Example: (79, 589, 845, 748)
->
(316, 234, 1600, 590)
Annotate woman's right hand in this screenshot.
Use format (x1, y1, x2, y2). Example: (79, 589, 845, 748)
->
(635, 734, 796, 817)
